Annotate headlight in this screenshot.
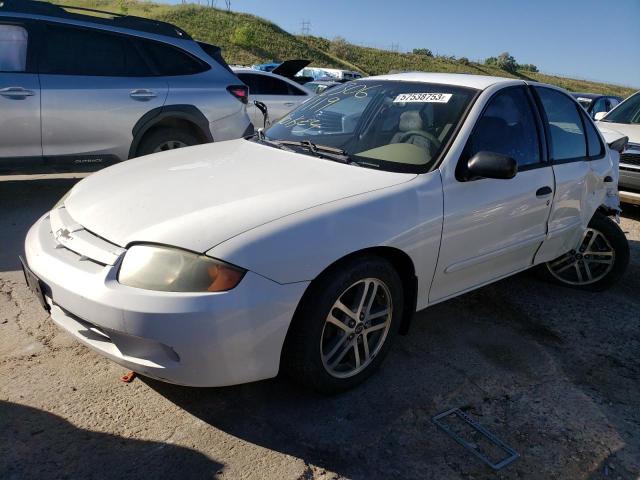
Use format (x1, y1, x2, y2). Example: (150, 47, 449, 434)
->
(118, 245, 246, 292)
(53, 190, 71, 209)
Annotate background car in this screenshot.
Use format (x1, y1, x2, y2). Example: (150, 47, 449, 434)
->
(304, 79, 341, 94)
(597, 91, 640, 191)
(0, 0, 252, 172)
(233, 67, 314, 127)
(572, 92, 622, 119)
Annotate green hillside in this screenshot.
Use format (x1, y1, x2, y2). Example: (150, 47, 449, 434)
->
(55, 0, 636, 98)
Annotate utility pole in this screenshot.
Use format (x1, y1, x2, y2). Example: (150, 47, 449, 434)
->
(225, 0, 231, 11)
(390, 43, 399, 53)
(301, 19, 311, 35)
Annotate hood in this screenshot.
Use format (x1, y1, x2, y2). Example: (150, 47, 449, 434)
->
(65, 140, 414, 252)
(597, 121, 640, 144)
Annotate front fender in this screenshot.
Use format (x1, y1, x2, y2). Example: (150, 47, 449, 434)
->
(207, 172, 444, 310)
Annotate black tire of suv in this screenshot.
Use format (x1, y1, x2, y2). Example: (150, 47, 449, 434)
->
(539, 212, 629, 292)
(136, 127, 201, 157)
(282, 256, 404, 394)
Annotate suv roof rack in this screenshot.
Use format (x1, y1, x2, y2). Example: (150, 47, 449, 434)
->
(0, 0, 192, 40)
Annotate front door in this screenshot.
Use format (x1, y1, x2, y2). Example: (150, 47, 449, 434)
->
(38, 22, 167, 166)
(430, 86, 554, 302)
(0, 21, 41, 162)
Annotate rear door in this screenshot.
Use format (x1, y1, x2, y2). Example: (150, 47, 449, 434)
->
(431, 86, 554, 302)
(237, 72, 309, 127)
(532, 86, 603, 264)
(0, 20, 41, 163)
(38, 22, 168, 167)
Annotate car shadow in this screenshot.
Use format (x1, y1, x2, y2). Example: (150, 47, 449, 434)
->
(0, 177, 82, 272)
(0, 400, 223, 479)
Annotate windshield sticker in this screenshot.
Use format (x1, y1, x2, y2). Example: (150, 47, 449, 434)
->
(393, 93, 452, 103)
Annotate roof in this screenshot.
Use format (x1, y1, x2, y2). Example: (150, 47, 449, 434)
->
(571, 92, 602, 100)
(0, 0, 190, 40)
(366, 72, 521, 90)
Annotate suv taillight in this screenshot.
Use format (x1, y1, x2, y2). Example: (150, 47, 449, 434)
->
(227, 85, 248, 104)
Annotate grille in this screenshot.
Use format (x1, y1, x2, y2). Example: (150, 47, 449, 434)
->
(620, 152, 640, 168)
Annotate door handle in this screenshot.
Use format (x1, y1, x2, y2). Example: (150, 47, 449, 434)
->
(536, 186, 553, 197)
(129, 89, 157, 100)
(604, 175, 614, 183)
(283, 102, 295, 107)
(0, 87, 34, 98)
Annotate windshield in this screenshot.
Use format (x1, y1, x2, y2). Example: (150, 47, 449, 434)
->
(602, 92, 640, 124)
(265, 81, 477, 172)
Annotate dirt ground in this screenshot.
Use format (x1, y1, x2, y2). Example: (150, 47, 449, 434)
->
(1, 174, 639, 480)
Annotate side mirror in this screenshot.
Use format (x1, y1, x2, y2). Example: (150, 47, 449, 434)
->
(254, 100, 269, 129)
(464, 151, 517, 181)
(594, 111, 607, 121)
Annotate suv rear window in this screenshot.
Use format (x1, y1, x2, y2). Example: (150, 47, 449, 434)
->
(40, 23, 151, 76)
(136, 39, 209, 76)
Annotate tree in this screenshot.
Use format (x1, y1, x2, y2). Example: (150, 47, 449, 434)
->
(495, 52, 517, 73)
(457, 57, 471, 65)
(519, 63, 539, 73)
(412, 48, 433, 57)
(484, 56, 498, 66)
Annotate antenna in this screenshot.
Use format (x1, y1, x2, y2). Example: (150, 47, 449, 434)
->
(301, 19, 311, 35)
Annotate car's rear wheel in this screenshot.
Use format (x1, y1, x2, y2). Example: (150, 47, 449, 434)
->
(136, 127, 201, 157)
(283, 256, 403, 394)
(543, 212, 629, 291)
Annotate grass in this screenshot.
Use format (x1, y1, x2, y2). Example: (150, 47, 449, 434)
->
(54, 0, 636, 98)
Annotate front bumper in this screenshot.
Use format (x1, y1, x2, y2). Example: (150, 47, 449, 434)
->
(25, 214, 308, 387)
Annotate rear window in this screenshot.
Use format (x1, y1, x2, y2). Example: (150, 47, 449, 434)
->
(40, 24, 150, 76)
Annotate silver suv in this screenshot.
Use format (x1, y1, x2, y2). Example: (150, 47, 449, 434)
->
(0, 0, 252, 172)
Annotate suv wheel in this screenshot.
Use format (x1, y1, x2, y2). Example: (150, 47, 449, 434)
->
(136, 127, 201, 157)
(283, 256, 403, 394)
(542, 212, 629, 291)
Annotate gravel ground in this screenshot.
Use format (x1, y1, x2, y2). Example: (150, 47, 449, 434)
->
(1, 175, 639, 480)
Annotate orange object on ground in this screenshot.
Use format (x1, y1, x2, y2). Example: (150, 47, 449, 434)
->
(120, 371, 136, 383)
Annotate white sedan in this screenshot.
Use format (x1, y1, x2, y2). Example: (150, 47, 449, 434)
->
(23, 73, 629, 393)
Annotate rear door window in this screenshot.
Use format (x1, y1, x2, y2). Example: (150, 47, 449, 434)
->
(39, 24, 151, 76)
(535, 87, 587, 161)
(0, 24, 28, 72)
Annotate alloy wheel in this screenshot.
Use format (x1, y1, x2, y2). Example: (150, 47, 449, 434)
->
(320, 278, 393, 379)
(546, 227, 615, 285)
(153, 140, 188, 152)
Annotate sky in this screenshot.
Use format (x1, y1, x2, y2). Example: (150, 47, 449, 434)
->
(164, 0, 640, 88)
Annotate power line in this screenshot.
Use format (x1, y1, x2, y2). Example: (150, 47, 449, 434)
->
(301, 19, 311, 35)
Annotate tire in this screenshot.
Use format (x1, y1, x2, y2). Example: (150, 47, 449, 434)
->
(136, 127, 201, 157)
(541, 212, 629, 291)
(283, 256, 404, 394)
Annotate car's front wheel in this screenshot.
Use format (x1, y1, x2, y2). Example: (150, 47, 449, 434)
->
(283, 256, 404, 394)
(543, 212, 629, 291)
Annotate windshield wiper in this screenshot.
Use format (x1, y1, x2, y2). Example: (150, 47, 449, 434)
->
(252, 130, 295, 151)
(275, 140, 357, 165)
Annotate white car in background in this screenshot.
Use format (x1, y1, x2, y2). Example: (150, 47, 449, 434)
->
(23, 73, 629, 393)
(233, 66, 313, 128)
(596, 91, 640, 192)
